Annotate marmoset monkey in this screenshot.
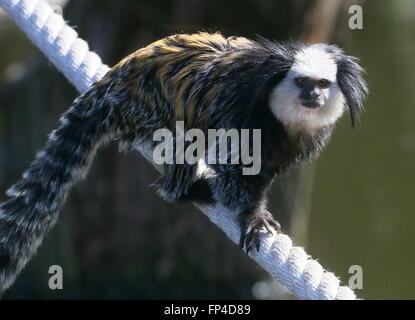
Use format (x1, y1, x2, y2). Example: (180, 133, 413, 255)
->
(0, 32, 367, 293)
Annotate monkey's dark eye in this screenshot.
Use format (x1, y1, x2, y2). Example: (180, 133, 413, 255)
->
(318, 79, 331, 88)
(294, 77, 307, 87)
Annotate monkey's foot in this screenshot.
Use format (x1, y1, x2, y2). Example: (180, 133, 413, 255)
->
(239, 212, 281, 254)
(153, 177, 215, 205)
(180, 178, 215, 205)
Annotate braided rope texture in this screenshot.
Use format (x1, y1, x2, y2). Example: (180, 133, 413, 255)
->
(0, 0, 357, 300)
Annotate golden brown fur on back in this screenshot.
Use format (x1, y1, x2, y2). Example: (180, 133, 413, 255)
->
(108, 32, 257, 131)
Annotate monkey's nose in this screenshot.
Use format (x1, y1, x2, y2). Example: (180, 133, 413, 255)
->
(300, 87, 322, 108)
(301, 95, 322, 108)
(310, 91, 320, 100)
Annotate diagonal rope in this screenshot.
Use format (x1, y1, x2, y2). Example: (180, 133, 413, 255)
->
(0, 0, 357, 300)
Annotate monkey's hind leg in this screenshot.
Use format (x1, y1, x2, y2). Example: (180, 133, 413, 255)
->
(180, 177, 215, 205)
(153, 164, 214, 205)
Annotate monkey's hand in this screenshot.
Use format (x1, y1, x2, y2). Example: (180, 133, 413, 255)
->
(238, 210, 281, 254)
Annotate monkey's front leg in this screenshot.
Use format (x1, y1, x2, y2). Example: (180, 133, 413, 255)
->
(212, 171, 281, 253)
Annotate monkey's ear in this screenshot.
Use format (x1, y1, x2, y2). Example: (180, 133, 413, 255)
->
(335, 52, 368, 127)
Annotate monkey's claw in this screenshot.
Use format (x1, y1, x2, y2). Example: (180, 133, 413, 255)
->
(239, 214, 281, 254)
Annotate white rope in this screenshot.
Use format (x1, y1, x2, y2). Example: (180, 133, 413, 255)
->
(0, 0, 357, 300)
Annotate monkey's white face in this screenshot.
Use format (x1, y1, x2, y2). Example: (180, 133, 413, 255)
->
(269, 45, 345, 134)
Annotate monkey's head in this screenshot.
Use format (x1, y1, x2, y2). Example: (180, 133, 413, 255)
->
(267, 43, 368, 133)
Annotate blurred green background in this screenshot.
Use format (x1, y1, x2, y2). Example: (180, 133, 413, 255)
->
(311, 0, 415, 300)
(0, 0, 414, 299)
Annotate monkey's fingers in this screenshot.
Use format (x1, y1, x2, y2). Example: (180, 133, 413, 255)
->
(241, 215, 282, 254)
(264, 215, 281, 235)
(244, 228, 263, 253)
(240, 217, 265, 253)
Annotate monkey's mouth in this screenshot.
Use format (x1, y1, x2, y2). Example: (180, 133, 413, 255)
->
(301, 101, 322, 109)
